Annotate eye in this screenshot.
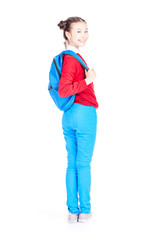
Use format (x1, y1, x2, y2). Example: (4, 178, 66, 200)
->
(77, 30, 81, 33)
(85, 31, 88, 33)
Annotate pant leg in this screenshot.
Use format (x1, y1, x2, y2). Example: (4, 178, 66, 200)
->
(74, 104, 97, 214)
(62, 111, 79, 214)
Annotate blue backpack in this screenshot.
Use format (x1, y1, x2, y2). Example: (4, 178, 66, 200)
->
(48, 50, 88, 111)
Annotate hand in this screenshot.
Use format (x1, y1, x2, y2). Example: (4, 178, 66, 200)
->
(85, 68, 96, 85)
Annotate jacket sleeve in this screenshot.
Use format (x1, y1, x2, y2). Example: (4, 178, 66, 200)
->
(58, 55, 87, 98)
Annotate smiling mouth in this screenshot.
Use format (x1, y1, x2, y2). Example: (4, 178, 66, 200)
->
(78, 40, 86, 43)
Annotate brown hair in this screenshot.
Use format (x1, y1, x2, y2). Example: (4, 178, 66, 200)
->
(57, 16, 86, 40)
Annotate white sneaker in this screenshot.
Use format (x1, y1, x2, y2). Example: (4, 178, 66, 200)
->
(78, 213, 92, 223)
(67, 213, 78, 223)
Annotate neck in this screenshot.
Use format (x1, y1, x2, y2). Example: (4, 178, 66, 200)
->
(67, 45, 80, 54)
(67, 43, 79, 50)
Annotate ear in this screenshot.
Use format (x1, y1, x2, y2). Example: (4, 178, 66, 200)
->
(65, 31, 71, 40)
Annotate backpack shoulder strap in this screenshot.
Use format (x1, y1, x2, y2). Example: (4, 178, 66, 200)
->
(60, 50, 89, 71)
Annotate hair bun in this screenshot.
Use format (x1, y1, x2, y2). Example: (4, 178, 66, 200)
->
(57, 20, 67, 30)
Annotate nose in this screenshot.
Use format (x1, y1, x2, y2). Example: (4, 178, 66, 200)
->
(82, 32, 87, 38)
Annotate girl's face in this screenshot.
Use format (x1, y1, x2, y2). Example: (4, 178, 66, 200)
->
(66, 21, 89, 49)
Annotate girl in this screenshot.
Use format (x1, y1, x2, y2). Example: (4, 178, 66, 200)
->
(57, 17, 99, 223)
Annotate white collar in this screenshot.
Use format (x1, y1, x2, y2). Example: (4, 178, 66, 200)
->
(66, 44, 80, 54)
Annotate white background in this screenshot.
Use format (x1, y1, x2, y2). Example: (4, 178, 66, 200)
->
(0, 0, 160, 239)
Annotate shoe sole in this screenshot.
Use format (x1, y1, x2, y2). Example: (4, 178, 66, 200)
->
(78, 216, 92, 223)
(68, 221, 78, 223)
(68, 219, 78, 223)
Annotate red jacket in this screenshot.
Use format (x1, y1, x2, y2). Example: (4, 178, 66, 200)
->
(58, 53, 99, 109)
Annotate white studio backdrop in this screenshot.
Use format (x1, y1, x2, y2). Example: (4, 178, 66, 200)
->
(0, 0, 160, 239)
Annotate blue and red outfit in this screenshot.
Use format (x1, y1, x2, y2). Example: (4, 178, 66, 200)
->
(59, 46, 98, 214)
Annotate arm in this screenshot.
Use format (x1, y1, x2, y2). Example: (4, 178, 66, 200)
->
(58, 55, 87, 98)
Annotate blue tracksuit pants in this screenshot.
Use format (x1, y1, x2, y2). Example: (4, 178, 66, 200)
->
(62, 103, 97, 214)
